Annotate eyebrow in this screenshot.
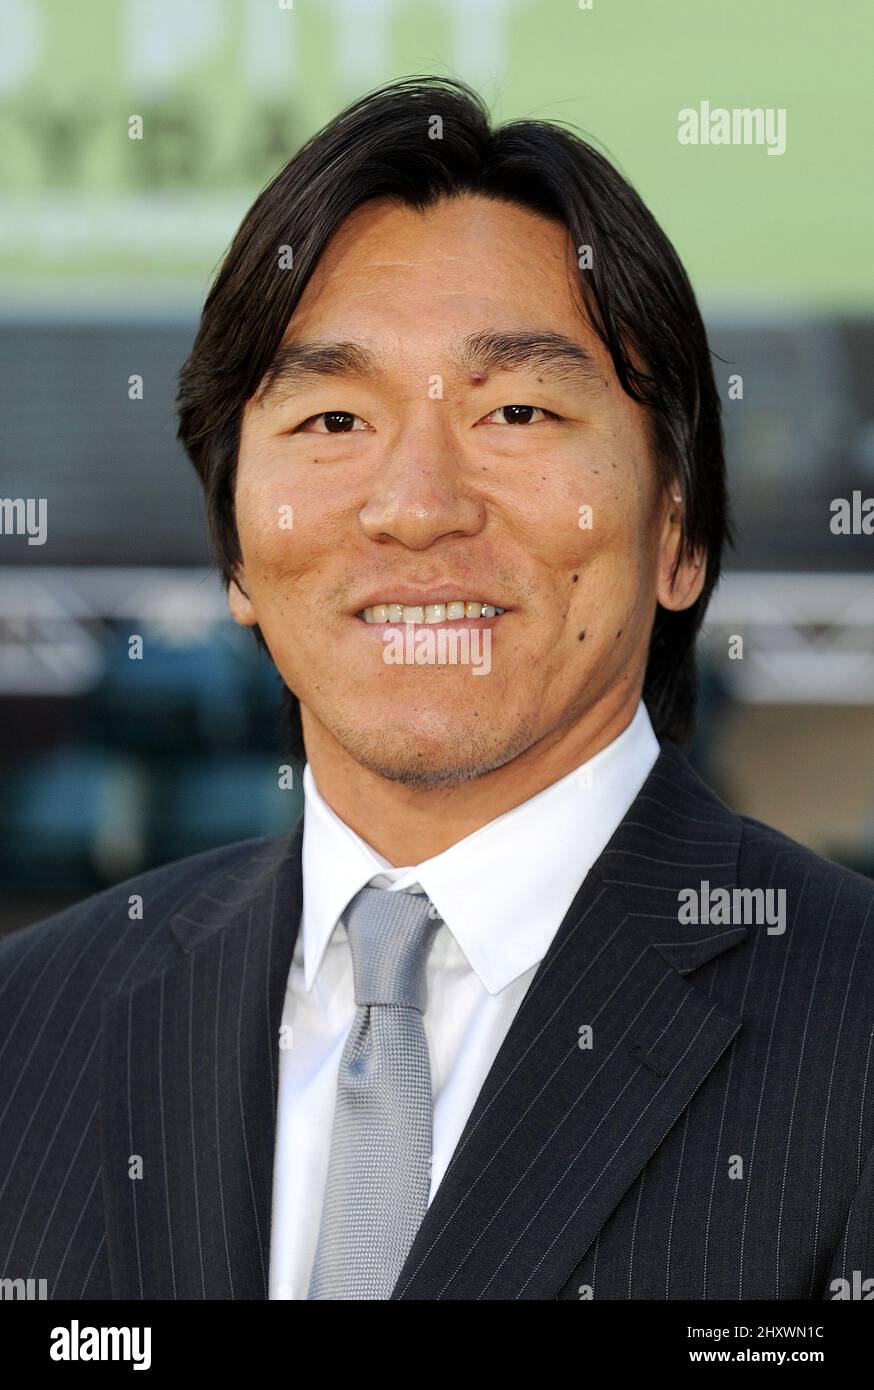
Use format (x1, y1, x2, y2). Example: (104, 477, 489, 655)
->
(461, 329, 604, 388)
(253, 329, 604, 406)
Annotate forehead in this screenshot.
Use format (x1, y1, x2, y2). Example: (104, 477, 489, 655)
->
(286, 193, 593, 346)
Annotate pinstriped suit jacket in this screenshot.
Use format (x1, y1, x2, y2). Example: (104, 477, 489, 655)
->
(1, 740, 873, 1301)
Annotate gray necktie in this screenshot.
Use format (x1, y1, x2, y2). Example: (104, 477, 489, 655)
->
(307, 885, 440, 1300)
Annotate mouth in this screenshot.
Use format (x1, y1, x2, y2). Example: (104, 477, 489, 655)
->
(357, 598, 508, 626)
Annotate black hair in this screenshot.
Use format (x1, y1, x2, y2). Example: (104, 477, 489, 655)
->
(177, 74, 729, 760)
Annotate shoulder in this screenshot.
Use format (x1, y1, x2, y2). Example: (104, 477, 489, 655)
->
(738, 812, 874, 912)
(0, 832, 292, 1006)
(732, 813, 874, 991)
(654, 739, 874, 945)
(659, 739, 873, 910)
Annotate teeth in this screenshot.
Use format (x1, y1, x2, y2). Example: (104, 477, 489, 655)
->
(361, 600, 507, 624)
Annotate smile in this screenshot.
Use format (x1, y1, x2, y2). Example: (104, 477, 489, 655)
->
(360, 601, 508, 624)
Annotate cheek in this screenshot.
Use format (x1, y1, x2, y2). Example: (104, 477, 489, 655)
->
(582, 456, 662, 584)
(507, 431, 652, 562)
(234, 463, 345, 593)
(542, 496, 653, 594)
(548, 493, 662, 649)
(235, 439, 285, 554)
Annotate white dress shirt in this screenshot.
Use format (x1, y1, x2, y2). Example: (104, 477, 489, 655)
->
(268, 701, 660, 1298)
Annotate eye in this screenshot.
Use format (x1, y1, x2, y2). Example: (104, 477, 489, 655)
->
(479, 404, 560, 426)
(293, 411, 371, 434)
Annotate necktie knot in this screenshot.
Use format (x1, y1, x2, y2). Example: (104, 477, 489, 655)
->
(344, 885, 438, 1011)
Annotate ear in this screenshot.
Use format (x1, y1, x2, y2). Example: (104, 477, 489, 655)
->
(656, 484, 707, 613)
(227, 570, 258, 627)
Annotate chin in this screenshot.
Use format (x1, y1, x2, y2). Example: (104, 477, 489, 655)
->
(330, 709, 538, 789)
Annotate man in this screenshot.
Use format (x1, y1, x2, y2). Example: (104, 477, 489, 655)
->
(1, 76, 872, 1302)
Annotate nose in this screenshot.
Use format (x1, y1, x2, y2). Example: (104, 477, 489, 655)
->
(358, 412, 486, 550)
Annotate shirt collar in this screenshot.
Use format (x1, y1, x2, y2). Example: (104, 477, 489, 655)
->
(300, 701, 659, 994)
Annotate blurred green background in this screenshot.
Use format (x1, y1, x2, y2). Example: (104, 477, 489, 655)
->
(1, 0, 872, 308)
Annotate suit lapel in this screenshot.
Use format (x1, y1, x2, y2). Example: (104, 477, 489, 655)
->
(392, 742, 747, 1300)
(101, 825, 303, 1299)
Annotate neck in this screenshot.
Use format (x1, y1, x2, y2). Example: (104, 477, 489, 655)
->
(301, 690, 644, 865)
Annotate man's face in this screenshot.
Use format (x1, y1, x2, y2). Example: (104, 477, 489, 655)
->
(231, 194, 701, 785)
